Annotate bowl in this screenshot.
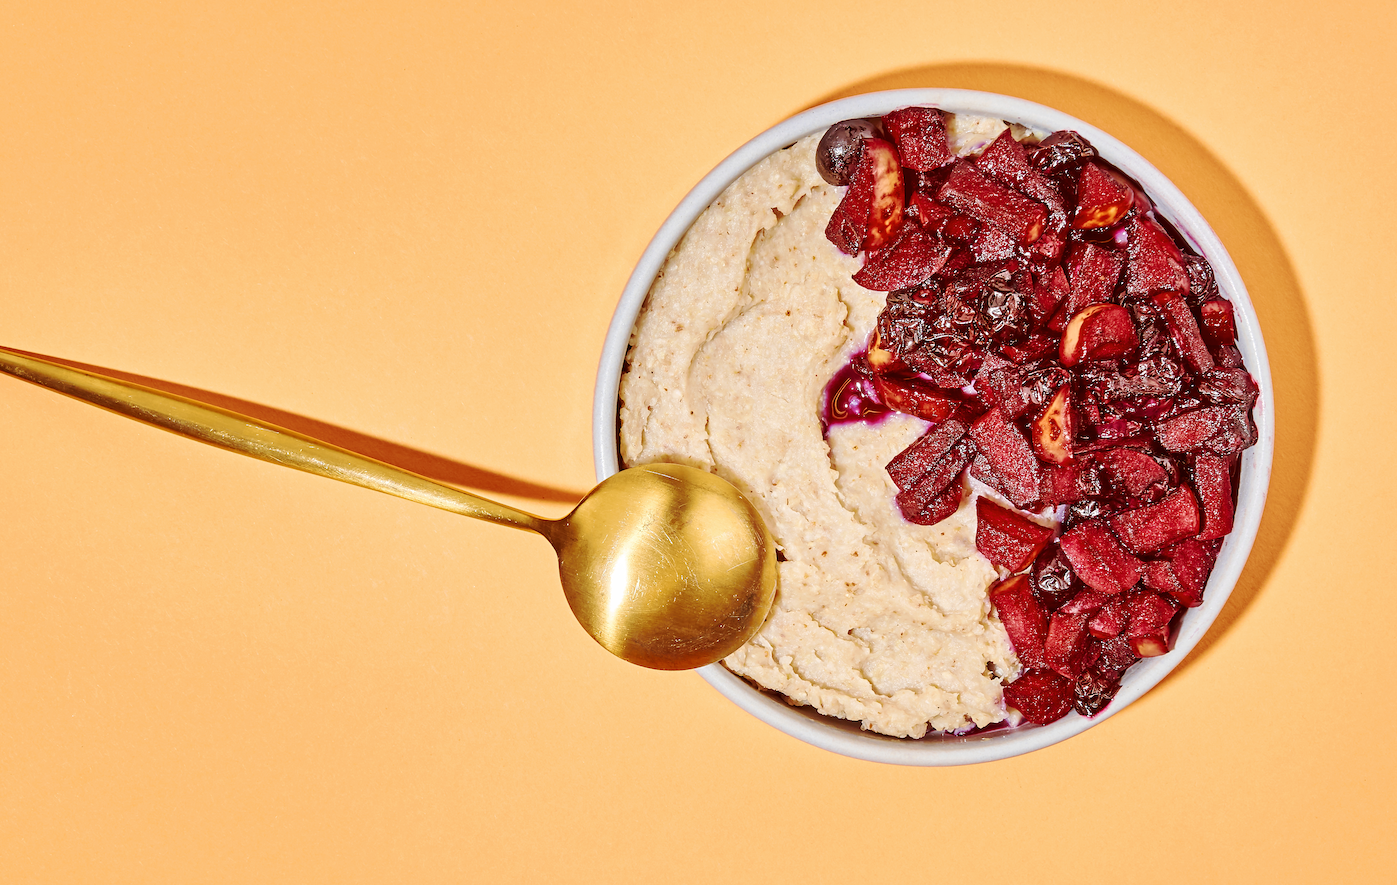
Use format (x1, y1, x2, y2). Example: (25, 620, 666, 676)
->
(592, 89, 1273, 765)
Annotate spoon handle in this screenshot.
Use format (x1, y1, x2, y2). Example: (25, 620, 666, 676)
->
(0, 347, 552, 536)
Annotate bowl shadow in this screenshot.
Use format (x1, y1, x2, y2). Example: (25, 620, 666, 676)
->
(8, 349, 586, 505)
(808, 64, 1319, 684)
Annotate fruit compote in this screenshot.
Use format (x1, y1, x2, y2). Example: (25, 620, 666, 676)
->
(816, 108, 1257, 726)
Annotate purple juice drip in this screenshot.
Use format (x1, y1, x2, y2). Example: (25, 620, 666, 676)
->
(821, 354, 890, 431)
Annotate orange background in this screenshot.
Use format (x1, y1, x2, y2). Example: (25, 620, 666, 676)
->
(1, 2, 1390, 882)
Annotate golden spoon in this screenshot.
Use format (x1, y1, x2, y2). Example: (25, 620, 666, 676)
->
(0, 346, 777, 670)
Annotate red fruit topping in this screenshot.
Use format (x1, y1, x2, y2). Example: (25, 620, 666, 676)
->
(976, 129, 1070, 229)
(936, 162, 1046, 245)
(976, 498, 1055, 573)
(943, 213, 979, 242)
(1030, 383, 1074, 465)
(898, 473, 967, 526)
(852, 229, 951, 291)
(1095, 447, 1169, 498)
(972, 223, 1016, 263)
(969, 407, 1043, 508)
(1153, 406, 1230, 453)
(1073, 163, 1135, 229)
(1097, 632, 1142, 673)
(1193, 454, 1235, 540)
(886, 419, 969, 491)
(1088, 599, 1128, 639)
(817, 112, 1262, 732)
(1060, 303, 1139, 367)
(990, 574, 1048, 668)
(1058, 520, 1143, 595)
(1199, 299, 1238, 348)
(1151, 291, 1216, 373)
(1040, 461, 1094, 505)
(871, 373, 959, 424)
(882, 106, 953, 171)
(1044, 610, 1093, 678)
(907, 192, 950, 230)
(1059, 588, 1110, 616)
(1131, 632, 1171, 657)
(860, 138, 906, 252)
(1124, 590, 1179, 637)
(1002, 668, 1074, 725)
(1125, 215, 1189, 296)
(1108, 484, 1201, 554)
(1064, 242, 1125, 316)
(1142, 538, 1216, 607)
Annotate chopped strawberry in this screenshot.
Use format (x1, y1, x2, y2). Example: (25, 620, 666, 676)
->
(1073, 163, 1135, 229)
(1031, 229, 1066, 269)
(882, 106, 953, 171)
(969, 407, 1043, 508)
(1002, 668, 1074, 725)
(976, 498, 1055, 572)
(1108, 484, 1201, 554)
(936, 161, 1046, 245)
(1058, 520, 1142, 595)
(1059, 588, 1110, 616)
(1040, 461, 1097, 505)
(990, 574, 1048, 668)
(825, 151, 874, 254)
(894, 437, 973, 524)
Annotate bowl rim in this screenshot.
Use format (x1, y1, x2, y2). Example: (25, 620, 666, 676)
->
(592, 88, 1274, 765)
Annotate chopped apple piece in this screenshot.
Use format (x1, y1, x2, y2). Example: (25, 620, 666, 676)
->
(990, 574, 1048, 668)
(976, 498, 1055, 573)
(1060, 303, 1139, 367)
(1073, 163, 1135, 229)
(1030, 383, 1074, 465)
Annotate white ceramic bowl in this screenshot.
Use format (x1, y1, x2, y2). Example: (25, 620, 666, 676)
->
(592, 89, 1273, 765)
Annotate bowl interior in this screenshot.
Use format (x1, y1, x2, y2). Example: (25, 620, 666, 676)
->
(593, 89, 1273, 765)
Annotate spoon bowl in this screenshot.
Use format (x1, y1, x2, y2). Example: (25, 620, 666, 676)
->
(0, 346, 777, 670)
(552, 463, 776, 670)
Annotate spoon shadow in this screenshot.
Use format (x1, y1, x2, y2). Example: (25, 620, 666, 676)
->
(810, 64, 1319, 683)
(5, 348, 587, 505)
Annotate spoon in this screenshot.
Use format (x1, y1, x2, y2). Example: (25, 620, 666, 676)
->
(0, 346, 777, 670)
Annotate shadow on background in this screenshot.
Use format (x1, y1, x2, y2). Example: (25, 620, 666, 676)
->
(6, 350, 586, 505)
(815, 64, 1319, 680)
